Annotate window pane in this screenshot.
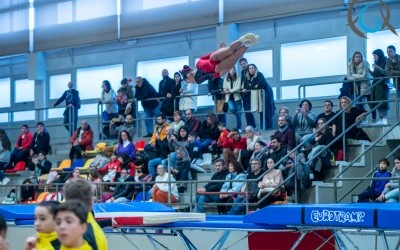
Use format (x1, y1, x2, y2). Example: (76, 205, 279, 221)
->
(13, 110, 35, 122)
(48, 107, 65, 119)
(137, 56, 189, 90)
(79, 103, 99, 116)
(77, 64, 123, 100)
(0, 78, 11, 108)
(57, 1, 73, 24)
(0, 113, 9, 123)
(142, 0, 186, 10)
(272, 87, 277, 101)
(49, 74, 71, 99)
(197, 94, 213, 109)
(281, 85, 300, 100)
(15, 79, 34, 102)
(243, 50, 273, 78)
(366, 29, 400, 65)
(281, 36, 347, 80)
(304, 83, 342, 98)
(76, 0, 117, 21)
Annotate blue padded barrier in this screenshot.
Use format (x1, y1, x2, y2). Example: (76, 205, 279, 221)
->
(0, 205, 36, 220)
(243, 204, 303, 226)
(93, 202, 175, 213)
(377, 203, 400, 230)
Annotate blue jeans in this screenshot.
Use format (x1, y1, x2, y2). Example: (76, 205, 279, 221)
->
(242, 94, 256, 128)
(148, 158, 168, 176)
(227, 196, 247, 215)
(385, 188, 399, 203)
(228, 100, 243, 129)
(144, 106, 160, 135)
(197, 194, 220, 213)
(200, 139, 213, 153)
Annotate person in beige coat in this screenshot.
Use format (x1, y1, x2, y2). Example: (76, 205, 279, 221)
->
(223, 67, 243, 131)
(347, 51, 373, 124)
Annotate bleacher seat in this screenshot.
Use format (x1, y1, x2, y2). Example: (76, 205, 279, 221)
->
(28, 192, 49, 204)
(5, 161, 26, 173)
(51, 159, 71, 171)
(63, 159, 85, 172)
(85, 142, 107, 156)
(78, 158, 94, 170)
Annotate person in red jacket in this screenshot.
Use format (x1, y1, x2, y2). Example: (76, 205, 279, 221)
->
(98, 152, 121, 182)
(69, 120, 93, 164)
(8, 124, 33, 168)
(221, 129, 247, 168)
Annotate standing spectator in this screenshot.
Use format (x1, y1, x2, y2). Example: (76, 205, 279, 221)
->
(115, 130, 136, 160)
(120, 78, 136, 123)
(347, 51, 373, 124)
(99, 80, 118, 139)
(109, 114, 136, 140)
(273, 115, 295, 151)
(30, 122, 51, 157)
(8, 124, 33, 169)
(316, 100, 335, 128)
(158, 69, 175, 118)
(385, 45, 400, 98)
(221, 129, 247, 167)
(292, 99, 317, 147)
(370, 49, 389, 125)
(239, 58, 248, 79)
(106, 169, 135, 203)
(185, 109, 202, 133)
(223, 67, 242, 131)
(199, 113, 220, 153)
(257, 158, 285, 209)
(0, 129, 11, 183)
(170, 111, 185, 135)
(53, 81, 80, 134)
(152, 164, 179, 203)
(69, 120, 93, 164)
(135, 77, 160, 137)
(172, 72, 182, 112)
(209, 77, 226, 124)
(179, 66, 198, 112)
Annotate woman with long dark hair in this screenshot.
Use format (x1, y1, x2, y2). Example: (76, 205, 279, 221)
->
(99, 80, 118, 138)
(115, 130, 136, 160)
(223, 67, 242, 131)
(173, 72, 182, 112)
(370, 49, 389, 125)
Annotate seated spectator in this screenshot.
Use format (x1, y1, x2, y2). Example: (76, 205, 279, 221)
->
(148, 126, 174, 177)
(199, 113, 220, 153)
(196, 158, 228, 212)
(31, 152, 52, 183)
(223, 67, 242, 131)
(358, 158, 391, 202)
(109, 114, 135, 140)
(69, 120, 93, 164)
(218, 161, 247, 214)
(65, 169, 84, 184)
(0, 129, 11, 185)
(376, 157, 400, 202)
(98, 152, 121, 182)
(89, 147, 112, 169)
(184, 109, 201, 133)
(316, 100, 335, 128)
(171, 146, 191, 191)
(115, 130, 136, 160)
(152, 164, 179, 203)
(221, 129, 247, 168)
(173, 126, 190, 149)
(248, 140, 268, 172)
(179, 66, 198, 112)
(293, 99, 316, 148)
(30, 122, 51, 157)
(227, 158, 265, 215)
(20, 178, 35, 203)
(273, 115, 295, 151)
(266, 137, 288, 169)
(87, 168, 103, 201)
(99, 80, 118, 139)
(278, 106, 293, 128)
(210, 121, 230, 160)
(146, 114, 169, 153)
(170, 111, 185, 135)
(185, 132, 205, 178)
(257, 158, 285, 209)
(118, 154, 136, 179)
(240, 126, 263, 170)
(8, 124, 33, 169)
(106, 169, 135, 203)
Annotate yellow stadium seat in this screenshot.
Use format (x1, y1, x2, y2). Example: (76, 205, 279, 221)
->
(28, 192, 49, 204)
(78, 158, 94, 170)
(85, 142, 107, 156)
(51, 159, 71, 171)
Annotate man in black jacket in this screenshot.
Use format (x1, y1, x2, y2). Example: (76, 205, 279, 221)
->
(53, 81, 81, 135)
(196, 158, 229, 212)
(158, 69, 175, 118)
(30, 122, 51, 157)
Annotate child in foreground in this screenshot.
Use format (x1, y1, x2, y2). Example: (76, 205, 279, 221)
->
(25, 201, 61, 250)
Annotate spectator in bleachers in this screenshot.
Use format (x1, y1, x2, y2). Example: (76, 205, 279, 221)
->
(148, 126, 174, 177)
(257, 158, 285, 209)
(173, 72, 183, 112)
(248, 140, 268, 171)
(358, 158, 391, 203)
(99, 80, 118, 139)
(114, 87, 127, 121)
(158, 69, 175, 118)
(53, 81, 80, 134)
(118, 154, 135, 178)
(87, 168, 102, 200)
(316, 100, 335, 128)
(376, 157, 400, 203)
(273, 115, 295, 151)
(179, 65, 198, 112)
(30, 122, 51, 157)
(218, 160, 246, 214)
(240, 126, 263, 171)
(66, 169, 85, 184)
(210, 121, 230, 160)
(292, 99, 316, 147)
(31, 152, 52, 183)
(241, 65, 256, 129)
(239, 58, 248, 78)
(8, 124, 33, 169)
(278, 106, 293, 128)
(98, 152, 121, 182)
(0, 129, 11, 184)
(110, 114, 135, 140)
(370, 49, 389, 125)
(106, 169, 135, 203)
(90, 146, 112, 169)
(147, 113, 169, 151)
(152, 164, 179, 203)
(196, 158, 228, 213)
(170, 146, 190, 190)
(347, 51, 373, 124)
(115, 130, 136, 160)
(209, 77, 226, 124)
(170, 111, 185, 134)
(199, 113, 220, 153)
(20, 178, 35, 203)
(313, 118, 334, 150)
(223, 67, 242, 131)
(227, 158, 265, 215)
(120, 78, 136, 124)
(184, 109, 201, 133)
(135, 76, 160, 137)
(385, 45, 400, 99)
(221, 129, 247, 167)
(69, 120, 93, 164)
(266, 137, 288, 169)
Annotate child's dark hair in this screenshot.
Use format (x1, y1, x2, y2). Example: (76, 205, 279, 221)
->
(379, 158, 390, 167)
(54, 200, 88, 224)
(39, 200, 60, 214)
(0, 214, 6, 236)
(180, 65, 192, 80)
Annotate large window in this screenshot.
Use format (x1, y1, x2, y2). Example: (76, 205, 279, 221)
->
(243, 50, 273, 78)
(76, 64, 123, 100)
(15, 79, 34, 103)
(366, 29, 400, 64)
(79, 103, 99, 117)
(281, 36, 347, 80)
(281, 85, 300, 100)
(0, 113, 8, 123)
(0, 78, 11, 108)
(48, 108, 64, 119)
(13, 110, 35, 122)
(49, 74, 71, 100)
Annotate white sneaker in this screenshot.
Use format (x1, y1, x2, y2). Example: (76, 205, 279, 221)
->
(381, 118, 388, 125)
(2, 177, 10, 185)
